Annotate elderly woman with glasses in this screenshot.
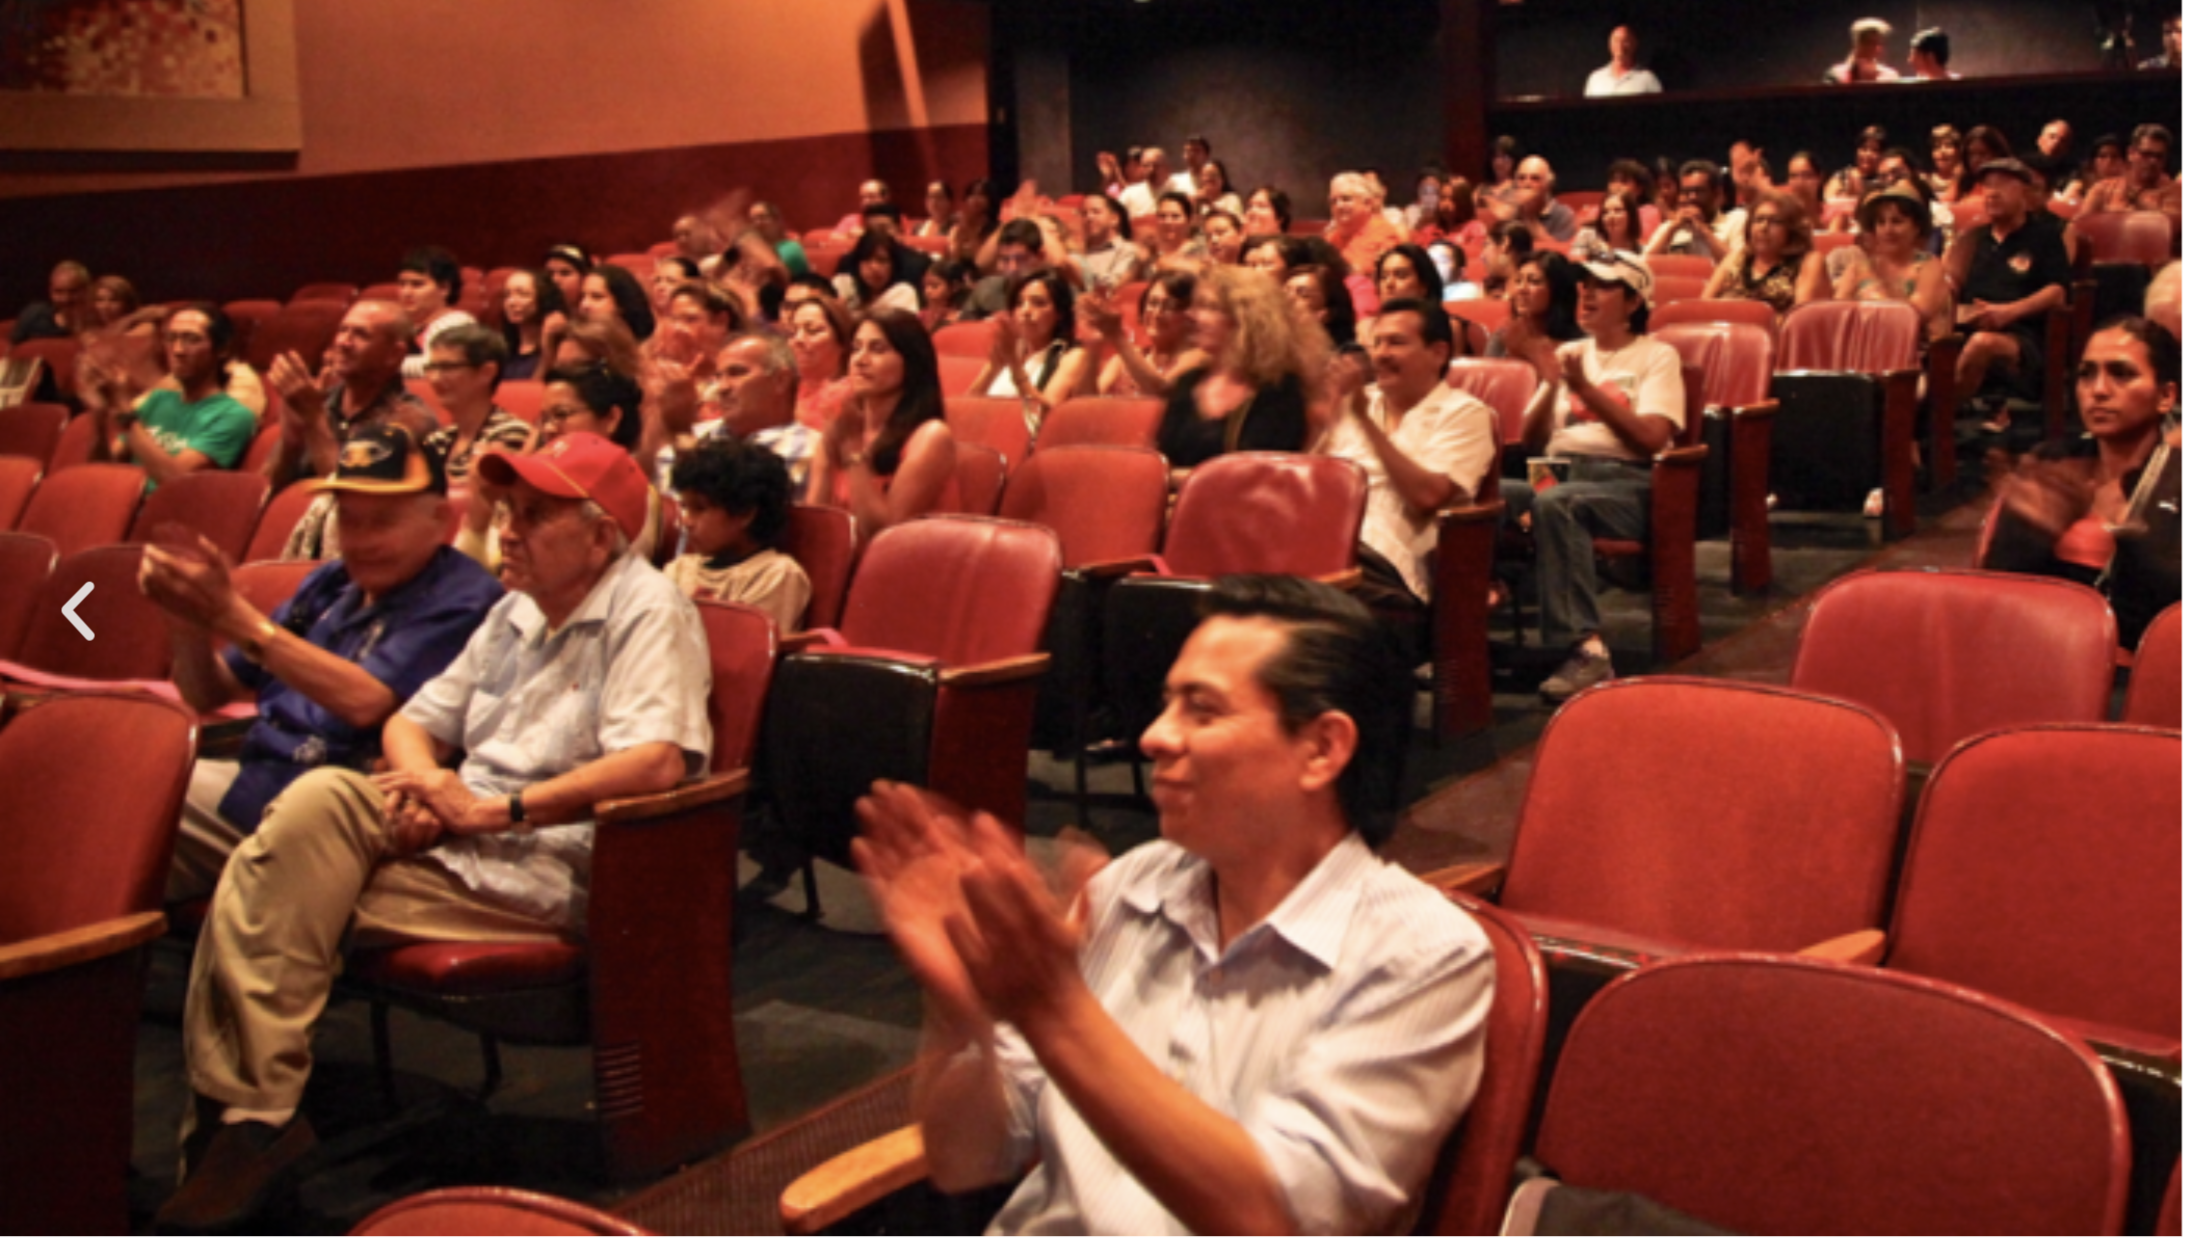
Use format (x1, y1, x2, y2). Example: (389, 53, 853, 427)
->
(1700, 189, 1829, 318)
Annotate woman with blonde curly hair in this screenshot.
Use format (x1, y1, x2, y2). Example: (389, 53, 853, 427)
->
(1155, 265, 1313, 473)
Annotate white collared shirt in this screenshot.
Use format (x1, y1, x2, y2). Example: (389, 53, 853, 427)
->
(399, 552, 713, 930)
(1323, 383, 1498, 602)
(975, 834, 1493, 1235)
(1585, 63, 1663, 96)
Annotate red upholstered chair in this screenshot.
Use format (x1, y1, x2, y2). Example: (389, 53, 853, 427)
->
(221, 299, 285, 362)
(1532, 955, 2130, 1235)
(2163, 1162, 2183, 1237)
(0, 532, 57, 661)
(496, 380, 544, 427)
(1, 545, 171, 685)
(944, 395, 1032, 468)
(1642, 253, 1714, 283)
(931, 319, 998, 359)
(249, 299, 350, 374)
(1443, 296, 1510, 339)
(650, 494, 682, 567)
(1101, 453, 1367, 742)
(1950, 197, 1991, 235)
(240, 418, 283, 475)
(352, 1186, 647, 1236)
(1813, 231, 1858, 258)
(945, 441, 1007, 516)
(1649, 273, 1710, 305)
(0, 455, 39, 530)
(1000, 445, 1171, 815)
(2123, 602, 2181, 728)
(2076, 210, 2175, 265)
(1771, 300, 1924, 536)
(406, 376, 452, 424)
(772, 888, 1548, 1236)
(1882, 724, 2180, 1062)
(1431, 677, 1902, 985)
(357, 281, 403, 304)
(128, 469, 270, 562)
(288, 282, 358, 306)
(760, 516, 1061, 916)
(1654, 321, 1777, 593)
(47, 409, 100, 470)
(0, 693, 195, 1235)
(9, 337, 80, 405)
(779, 504, 858, 631)
(243, 479, 316, 563)
(0, 400, 67, 464)
(937, 354, 984, 397)
(1035, 395, 1164, 450)
(346, 600, 776, 1181)
(1790, 568, 2117, 767)
(1649, 297, 1776, 334)
(1446, 357, 1535, 453)
(16, 463, 143, 558)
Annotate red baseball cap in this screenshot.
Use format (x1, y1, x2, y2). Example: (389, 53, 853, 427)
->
(476, 433, 650, 543)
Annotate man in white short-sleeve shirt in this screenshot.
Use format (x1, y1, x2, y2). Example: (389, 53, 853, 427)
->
(863, 576, 1493, 1235)
(1584, 25, 1664, 96)
(159, 433, 712, 1232)
(1505, 252, 1686, 701)
(1323, 299, 1497, 610)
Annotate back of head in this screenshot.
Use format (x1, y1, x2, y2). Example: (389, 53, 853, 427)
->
(1197, 575, 1409, 846)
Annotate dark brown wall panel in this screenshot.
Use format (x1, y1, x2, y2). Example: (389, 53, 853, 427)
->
(0, 123, 988, 306)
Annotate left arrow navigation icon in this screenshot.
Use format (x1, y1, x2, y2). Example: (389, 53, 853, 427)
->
(62, 582, 94, 640)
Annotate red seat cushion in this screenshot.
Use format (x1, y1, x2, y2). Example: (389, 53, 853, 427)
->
(350, 940, 587, 994)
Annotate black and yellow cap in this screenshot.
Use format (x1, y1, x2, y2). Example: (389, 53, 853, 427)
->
(304, 425, 448, 496)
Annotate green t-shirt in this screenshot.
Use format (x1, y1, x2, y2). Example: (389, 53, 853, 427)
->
(133, 387, 257, 491)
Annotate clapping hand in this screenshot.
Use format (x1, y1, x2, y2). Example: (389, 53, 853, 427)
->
(138, 524, 241, 634)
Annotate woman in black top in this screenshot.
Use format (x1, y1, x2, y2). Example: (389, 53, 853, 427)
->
(1157, 266, 1313, 474)
(1981, 317, 2180, 646)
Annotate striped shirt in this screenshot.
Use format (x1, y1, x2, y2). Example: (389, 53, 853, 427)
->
(979, 833, 1493, 1235)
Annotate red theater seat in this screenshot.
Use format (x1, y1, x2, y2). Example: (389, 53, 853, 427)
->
(1654, 321, 1777, 593)
(288, 282, 358, 306)
(1772, 300, 1926, 534)
(931, 319, 998, 359)
(944, 396, 1031, 468)
(1650, 297, 1776, 334)
(761, 516, 1060, 917)
(0, 401, 68, 465)
(1, 545, 171, 685)
(2123, 602, 2181, 728)
(945, 441, 1007, 516)
(1034, 395, 1164, 450)
(128, 470, 269, 563)
(779, 504, 857, 631)
(0, 532, 57, 661)
(1883, 724, 2181, 1061)
(1790, 568, 2117, 767)
(352, 1186, 647, 1236)
(47, 411, 100, 470)
(248, 300, 349, 373)
(243, 480, 317, 564)
(220, 300, 285, 362)
(8, 337, 80, 405)
(0, 692, 194, 1234)
(16, 463, 143, 558)
(1532, 955, 2130, 1235)
(347, 601, 776, 1181)
(0, 456, 39, 530)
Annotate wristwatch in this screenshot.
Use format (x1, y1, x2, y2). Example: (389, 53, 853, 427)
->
(508, 791, 529, 830)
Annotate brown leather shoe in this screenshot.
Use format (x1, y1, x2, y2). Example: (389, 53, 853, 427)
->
(152, 1115, 317, 1233)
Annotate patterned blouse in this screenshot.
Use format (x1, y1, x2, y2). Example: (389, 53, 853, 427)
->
(426, 408, 535, 484)
(1726, 254, 1801, 315)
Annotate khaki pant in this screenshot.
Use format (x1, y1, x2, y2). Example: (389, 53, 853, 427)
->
(183, 767, 562, 1114)
(169, 759, 247, 903)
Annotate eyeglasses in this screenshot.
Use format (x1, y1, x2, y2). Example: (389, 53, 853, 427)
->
(539, 405, 591, 425)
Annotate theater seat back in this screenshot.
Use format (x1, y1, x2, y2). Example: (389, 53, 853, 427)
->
(1162, 452, 1365, 579)
(1778, 300, 1920, 375)
(999, 445, 1168, 569)
(837, 516, 1060, 666)
(1791, 569, 2117, 765)
(1890, 724, 2181, 1051)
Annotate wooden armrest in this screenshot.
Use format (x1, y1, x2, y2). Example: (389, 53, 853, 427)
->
(939, 653, 1053, 687)
(779, 1124, 929, 1235)
(1653, 444, 1708, 468)
(1419, 860, 1505, 898)
(0, 910, 166, 983)
(1073, 555, 1160, 580)
(1435, 499, 1504, 530)
(1315, 567, 1363, 591)
(1725, 398, 1778, 421)
(1798, 928, 1887, 966)
(1873, 367, 1922, 383)
(595, 771, 750, 825)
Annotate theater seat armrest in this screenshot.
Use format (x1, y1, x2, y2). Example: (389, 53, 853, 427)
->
(1435, 500, 1503, 530)
(594, 771, 750, 826)
(1074, 556, 1160, 581)
(1654, 444, 1708, 468)
(0, 910, 166, 983)
(1419, 860, 1505, 898)
(779, 1124, 929, 1235)
(1873, 367, 1922, 384)
(939, 653, 1053, 688)
(780, 628, 848, 654)
(1726, 398, 1777, 422)
(1797, 928, 1887, 966)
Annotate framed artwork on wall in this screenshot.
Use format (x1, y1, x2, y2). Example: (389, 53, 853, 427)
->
(0, 0, 298, 158)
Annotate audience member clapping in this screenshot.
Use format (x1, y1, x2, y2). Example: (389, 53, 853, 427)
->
(785, 290, 854, 430)
(1833, 185, 1952, 340)
(1156, 266, 1314, 474)
(973, 271, 1091, 422)
(1485, 251, 1584, 357)
(82, 303, 257, 491)
(1088, 270, 1206, 398)
(746, 201, 809, 276)
(809, 308, 958, 543)
(264, 299, 433, 490)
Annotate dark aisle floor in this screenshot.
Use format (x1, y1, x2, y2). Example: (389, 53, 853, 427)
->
(123, 478, 1993, 1233)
